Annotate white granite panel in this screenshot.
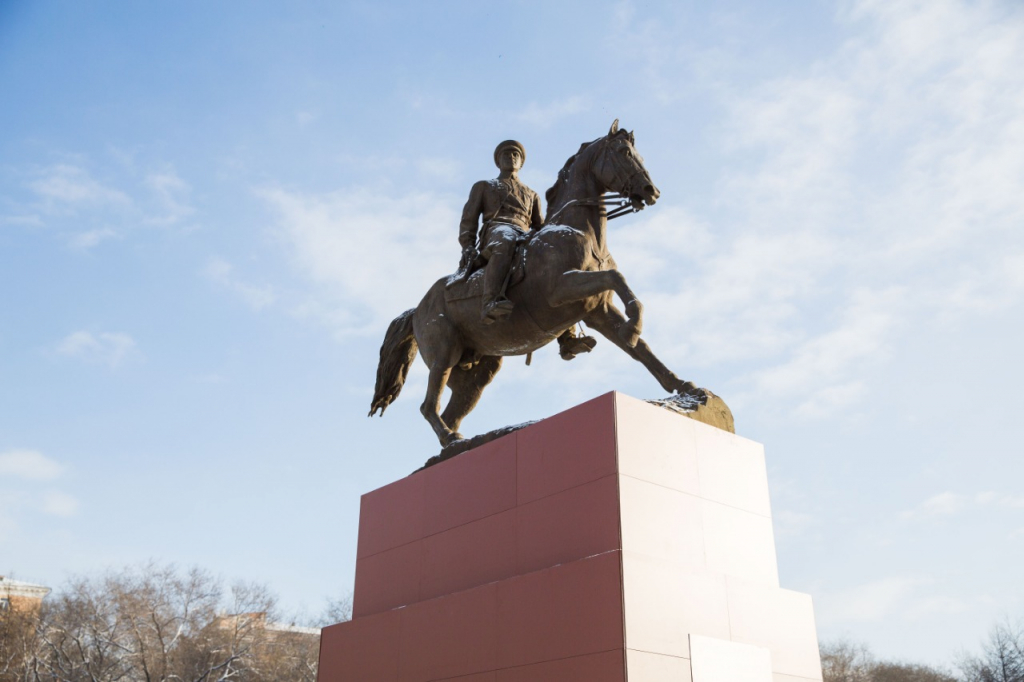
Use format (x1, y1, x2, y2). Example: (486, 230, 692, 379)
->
(620, 475, 706, 571)
(694, 424, 772, 518)
(627, 649, 693, 682)
(690, 635, 773, 682)
(615, 394, 701, 495)
(775, 674, 825, 682)
(622, 551, 731, 658)
(701, 500, 780, 587)
(726, 579, 823, 680)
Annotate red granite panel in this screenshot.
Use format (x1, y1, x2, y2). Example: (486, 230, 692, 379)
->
(358, 473, 426, 559)
(352, 540, 423, 618)
(317, 610, 400, 682)
(516, 474, 621, 575)
(495, 650, 625, 682)
(516, 393, 618, 505)
(423, 434, 517, 537)
(438, 673, 497, 682)
(421, 509, 517, 602)
(496, 551, 624, 669)
(398, 582, 499, 682)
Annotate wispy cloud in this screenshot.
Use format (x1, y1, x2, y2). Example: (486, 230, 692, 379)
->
(819, 575, 925, 622)
(258, 185, 458, 336)
(55, 330, 139, 367)
(29, 164, 131, 209)
(0, 449, 64, 481)
(902, 491, 1024, 520)
(0, 449, 79, 538)
(41, 491, 80, 517)
(68, 227, 118, 249)
(10, 160, 197, 246)
(604, 0, 1024, 419)
(205, 258, 277, 311)
(817, 573, 976, 626)
(145, 171, 194, 225)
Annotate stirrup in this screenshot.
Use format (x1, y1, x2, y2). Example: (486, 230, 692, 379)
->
(481, 298, 514, 324)
(559, 334, 597, 360)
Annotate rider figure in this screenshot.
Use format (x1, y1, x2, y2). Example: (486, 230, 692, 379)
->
(459, 140, 596, 359)
(459, 140, 540, 324)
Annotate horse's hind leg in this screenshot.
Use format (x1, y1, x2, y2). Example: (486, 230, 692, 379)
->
(442, 356, 503, 433)
(421, 363, 463, 446)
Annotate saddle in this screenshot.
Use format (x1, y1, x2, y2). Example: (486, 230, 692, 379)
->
(444, 237, 530, 303)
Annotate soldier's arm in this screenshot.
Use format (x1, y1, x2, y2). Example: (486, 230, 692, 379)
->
(529, 189, 544, 229)
(459, 181, 487, 250)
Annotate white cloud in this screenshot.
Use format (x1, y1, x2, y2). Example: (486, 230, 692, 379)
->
(818, 575, 924, 622)
(68, 227, 117, 249)
(902, 490, 1024, 520)
(607, 0, 1024, 418)
(205, 258, 277, 311)
(29, 164, 131, 209)
(903, 492, 969, 519)
(258, 185, 458, 336)
(13, 161, 196, 242)
(0, 450, 78, 536)
(55, 330, 138, 367)
(817, 574, 980, 626)
(0, 450, 64, 480)
(772, 508, 818, 540)
(41, 491, 80, 517)
(145, 171, 194, 225)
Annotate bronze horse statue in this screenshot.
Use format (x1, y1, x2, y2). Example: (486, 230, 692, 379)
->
(370, 121, 708, 447)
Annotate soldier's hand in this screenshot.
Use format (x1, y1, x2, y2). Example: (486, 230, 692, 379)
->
(460, 246, 479, 269)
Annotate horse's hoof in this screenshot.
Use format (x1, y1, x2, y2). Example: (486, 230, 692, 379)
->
(442, 432, 465, 448)
(676, 383, 708, 405)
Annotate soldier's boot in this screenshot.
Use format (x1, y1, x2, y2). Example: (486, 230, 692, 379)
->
(481, 243, 515, 324)
(557, 327, 598, 360)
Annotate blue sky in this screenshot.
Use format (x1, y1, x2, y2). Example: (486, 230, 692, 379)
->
(2, 0, 1023, 665)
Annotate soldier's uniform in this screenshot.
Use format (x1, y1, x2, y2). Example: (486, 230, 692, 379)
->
(458, 140, 597, 359)
(459, 141, 543, 323)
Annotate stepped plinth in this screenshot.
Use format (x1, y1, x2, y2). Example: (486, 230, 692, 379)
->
(318, 392, 822, 682)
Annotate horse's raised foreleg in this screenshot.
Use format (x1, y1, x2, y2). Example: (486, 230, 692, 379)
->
(548, 269, 643, 347)
(442, 356, 503, 433)
(585, 302, 706, 400)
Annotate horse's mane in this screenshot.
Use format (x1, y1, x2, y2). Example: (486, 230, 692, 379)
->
(544, 138, 600, 222)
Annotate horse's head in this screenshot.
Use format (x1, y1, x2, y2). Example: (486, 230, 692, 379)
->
(594, 119, 660, 209)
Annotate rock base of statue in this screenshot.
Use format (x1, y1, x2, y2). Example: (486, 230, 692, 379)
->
(318, 392, 823, 682)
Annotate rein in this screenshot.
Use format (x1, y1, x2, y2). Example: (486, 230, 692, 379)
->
(547, 135, 645, 224)
(546, 194, 638, 224)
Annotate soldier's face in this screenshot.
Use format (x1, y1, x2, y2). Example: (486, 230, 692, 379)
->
(498, 148, 523, 172)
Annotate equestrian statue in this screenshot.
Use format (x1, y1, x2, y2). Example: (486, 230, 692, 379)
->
(369, 120, 710, 448)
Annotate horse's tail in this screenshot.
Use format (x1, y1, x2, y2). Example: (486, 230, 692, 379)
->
(368, 308, 418, 417)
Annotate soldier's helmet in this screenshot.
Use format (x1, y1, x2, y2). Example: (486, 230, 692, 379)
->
(493, 140, 526, 167)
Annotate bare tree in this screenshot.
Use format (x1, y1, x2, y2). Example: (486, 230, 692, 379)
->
(0, 602, 41, 682)
(872, 662, 957, 682)
(960, 620, 1024, 682)
(3, 564, 323, 682)
(820, 639, 956, 682)
(822, 639, 875, 682)
(317, 595, 352, 627)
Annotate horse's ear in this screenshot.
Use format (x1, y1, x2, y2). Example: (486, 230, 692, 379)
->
(628, 130, 635, 143)
(609, 119, 619, 135)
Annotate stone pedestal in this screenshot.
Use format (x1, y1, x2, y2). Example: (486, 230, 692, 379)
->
(318, 392, 822, 682)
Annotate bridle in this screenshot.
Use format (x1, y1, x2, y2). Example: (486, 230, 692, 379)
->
(547, 134, 650, 224)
